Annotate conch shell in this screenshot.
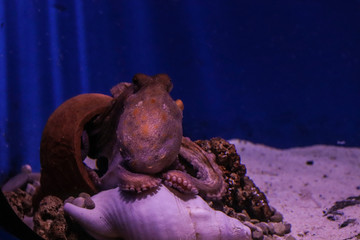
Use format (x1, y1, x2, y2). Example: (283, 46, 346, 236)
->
(64, 185, 251, 240)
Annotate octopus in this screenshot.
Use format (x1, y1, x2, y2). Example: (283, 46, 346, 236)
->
(39, 73, 226, 201)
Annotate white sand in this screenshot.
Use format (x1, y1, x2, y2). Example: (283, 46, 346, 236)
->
(229, 139, 360, 240)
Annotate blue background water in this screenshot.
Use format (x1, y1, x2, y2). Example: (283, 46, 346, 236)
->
(0, 1, 360, 182)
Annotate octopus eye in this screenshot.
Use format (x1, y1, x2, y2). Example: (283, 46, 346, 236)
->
(132, 78, 140, 92)
(153, 74, 173, 92)
(132, 73, 152, 91)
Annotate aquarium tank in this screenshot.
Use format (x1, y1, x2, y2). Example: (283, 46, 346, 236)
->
(0, 1, 360, 240)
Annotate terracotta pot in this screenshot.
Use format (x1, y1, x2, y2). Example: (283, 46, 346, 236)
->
(39, 93, 112, 200)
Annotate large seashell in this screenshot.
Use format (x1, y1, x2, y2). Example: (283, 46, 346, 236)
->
(39, 93, 112, 199)
(64, 185, 251, 240)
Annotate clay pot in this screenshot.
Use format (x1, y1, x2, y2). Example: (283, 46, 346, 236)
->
(39, 93, 112, 200)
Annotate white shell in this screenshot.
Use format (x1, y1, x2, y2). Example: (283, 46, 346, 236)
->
(64, 185, 251, 240)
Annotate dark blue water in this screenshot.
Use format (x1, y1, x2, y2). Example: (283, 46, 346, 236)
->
(0, 0, 359, 179)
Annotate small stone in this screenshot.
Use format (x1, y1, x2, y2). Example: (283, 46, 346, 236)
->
(267, 222, 275, 234)
(306, 160, 314, 165)
(270, 211, 283, 222)
(284, 222, 292, 234)
(252, 230, 264, 240)
(244, 221, 264, 234)
(244, 221, 258, 231)
(242, 210, 251, 218)
(250, 218, 260, 224)
(273, 222, 287, 236)
(339, 218, 356, 228)
(285, 235, 297, 240)
(21, 164, 32, 174)
(326, 215, 337, 221)
(237, 212, 251, 221)
(263, 236, 274, 240)
(72, 197, 85, 208)
(269, 205, 276, 214)
(84, 197, 95, 209)
(79, 192, 91, 198)
(64, 196, 75, 204)
(256, 222, 270, 235)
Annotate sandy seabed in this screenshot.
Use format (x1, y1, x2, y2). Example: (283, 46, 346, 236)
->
(229, 139, 360, 240)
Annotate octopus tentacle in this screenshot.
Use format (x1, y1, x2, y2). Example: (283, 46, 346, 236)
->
(119, 165, 161, 193)
(163, 137, 227, 200)
(163, 170, 198, 194)
(168, 156, 186, 171)
(100, 162, 161, 193)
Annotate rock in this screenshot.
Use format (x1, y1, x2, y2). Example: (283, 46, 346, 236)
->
(197, 138, 274, 222)
(237, 212, 251, 221)
(197, 137, 242, 171)
(67, 193, 95, 210)
(273, 222, 286, 236)
(284, 222, 292, 234)
(339, 218, 356, 228)
(269, 205, 276, 214)
(244, 221, 258, 231)
(267, 222, 275, 234)
(33, 195, 67, 240)
(64, 196, 75, 204)
(252, 229, 264, 240)
(72, 197, 86, 207)
(251, 218, 260, 224)
(272, 222, 291, 236)
(285, 235, 297, 240)
(4, 188, 33, 219)
(256, 222, 270, 235)
(33, 195, 94, 240)
(236, 176, 273, 221)
(79, 192, 91, 198)
(270, 210, 283, 222)
(84, 197, 95, 209)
